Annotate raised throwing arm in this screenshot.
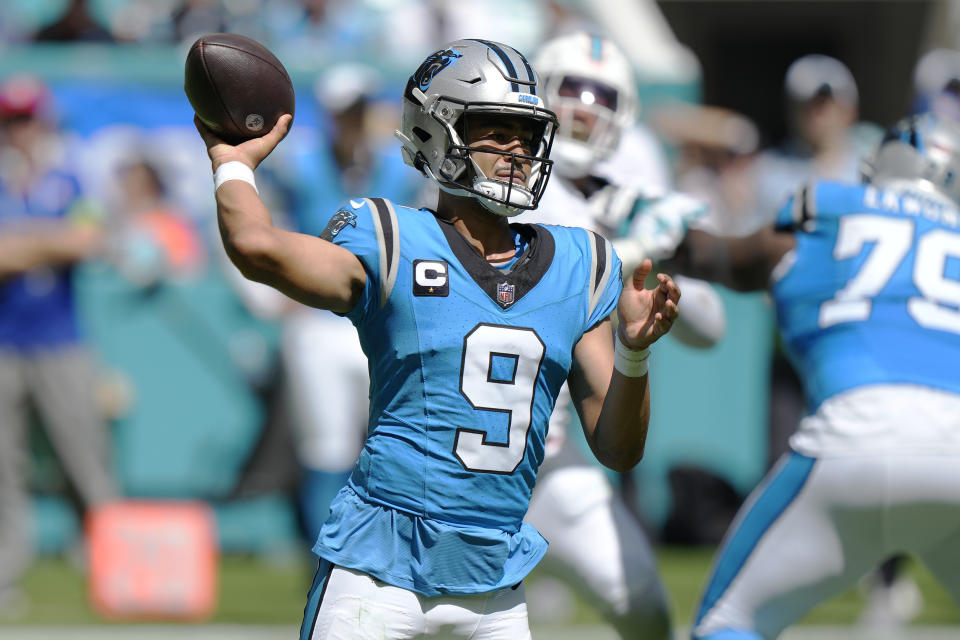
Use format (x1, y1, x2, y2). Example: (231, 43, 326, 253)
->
(195, 114, 367, 314)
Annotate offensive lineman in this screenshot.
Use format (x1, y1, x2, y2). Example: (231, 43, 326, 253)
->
(665, 113, 960, 639)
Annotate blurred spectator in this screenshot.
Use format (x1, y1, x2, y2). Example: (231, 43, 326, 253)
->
(104, 0, 178, 43)
(263, 0, 434, 70)
(108, 156, 206, 287)
(33, 0, 113, 42)
(0, 75, 118, 617)
(171, 0, 228, 44)
(913, 47, 960, 120)
(431, 0, 549, 55)
(745, 54, 880, 235)
(108, 0, 250, 44)
(280, 62, 420, 238)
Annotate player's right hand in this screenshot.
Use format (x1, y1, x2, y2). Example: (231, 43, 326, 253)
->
(193, 113, 292, 172)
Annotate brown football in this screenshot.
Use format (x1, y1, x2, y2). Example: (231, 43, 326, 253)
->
(184, 33, 295, 143)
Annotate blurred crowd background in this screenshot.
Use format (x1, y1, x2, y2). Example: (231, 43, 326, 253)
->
(2, 0, 960, 623)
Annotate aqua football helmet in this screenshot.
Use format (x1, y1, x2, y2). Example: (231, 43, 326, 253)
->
(396, 39, 557, 217)
(533, 32, 638, 179)
(862, 113, 960, 205)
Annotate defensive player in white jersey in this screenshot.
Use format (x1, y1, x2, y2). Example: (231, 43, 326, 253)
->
(522, 32, 727, 640)
(664, 113, 960, 639)
(195, 39, 681, 639)
(533, 32, 724, 344)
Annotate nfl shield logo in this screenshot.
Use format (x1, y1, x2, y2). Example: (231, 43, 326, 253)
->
(497, 281, 515, 306)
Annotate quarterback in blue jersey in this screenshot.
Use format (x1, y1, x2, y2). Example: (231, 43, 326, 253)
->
(195, 39, 680, 639)
(665, 113, 960, 639)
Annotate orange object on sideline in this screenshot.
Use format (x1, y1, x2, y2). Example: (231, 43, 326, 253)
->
(87, 500, 218, 620)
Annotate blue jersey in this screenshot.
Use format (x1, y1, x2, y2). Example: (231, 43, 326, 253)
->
(311, 198, 622, 595)
(773, 181, 960, 411)
(0, 168, 83, 351)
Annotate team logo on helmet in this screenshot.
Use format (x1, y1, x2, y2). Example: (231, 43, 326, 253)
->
(319, 209, 357, 241)
(406, 48, 463, 99)
(497, 281, 516, 307)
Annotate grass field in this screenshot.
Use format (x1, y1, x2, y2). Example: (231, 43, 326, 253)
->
(4, 546, 958, 637)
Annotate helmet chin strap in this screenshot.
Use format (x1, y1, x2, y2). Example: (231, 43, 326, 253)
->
(430, 168, 531, 218)
(473, 179, 533, 217)
(427, 150, 538, 217)
(469, 155, 535, 217)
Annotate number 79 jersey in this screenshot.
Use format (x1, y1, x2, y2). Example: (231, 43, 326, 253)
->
(773, 181, 960, 412)
(313, 198, 622, 595)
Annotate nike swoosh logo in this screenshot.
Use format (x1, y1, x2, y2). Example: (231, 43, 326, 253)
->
(350, 199, 364, 209)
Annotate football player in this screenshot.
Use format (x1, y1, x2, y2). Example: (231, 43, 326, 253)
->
(664, 113, 960, 639)
(533, 32, 724, 345)
(523, 32, 727, 640)
(194, 39, 681, 639)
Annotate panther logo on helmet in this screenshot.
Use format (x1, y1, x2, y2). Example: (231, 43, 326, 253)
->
(411, 49, 463, 94)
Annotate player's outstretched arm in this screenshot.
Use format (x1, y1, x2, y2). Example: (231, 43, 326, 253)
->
(195, 115, 366, 314)
(569, 260, 680, 472)
(667, 226, 794, 292)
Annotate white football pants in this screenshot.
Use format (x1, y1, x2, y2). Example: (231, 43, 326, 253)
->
(526, 464, 671, 640)
(301, 562, 531, 640)
(693, 450, 960, 639)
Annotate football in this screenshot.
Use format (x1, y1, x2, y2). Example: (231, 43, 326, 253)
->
(184, 33, 295, 143)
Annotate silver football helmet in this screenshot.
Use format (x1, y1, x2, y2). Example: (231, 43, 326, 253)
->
(862, 113, 960, 205)
(395, 39, 557, 217)
(533, 32, 638, 179)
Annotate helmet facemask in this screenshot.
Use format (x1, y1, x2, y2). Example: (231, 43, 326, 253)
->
(412, 96, 556, 217)
(396, 39, 559, 217)
(440, 105, 556, 216)
(543, 74, 627, 178)
(533, 33, 639, 179)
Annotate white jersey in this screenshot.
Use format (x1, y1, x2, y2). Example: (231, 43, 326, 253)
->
(594, 124, 672, 192)
(533, 123, 672, 229)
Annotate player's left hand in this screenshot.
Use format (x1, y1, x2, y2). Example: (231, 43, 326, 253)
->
(616, 259, 680, 350)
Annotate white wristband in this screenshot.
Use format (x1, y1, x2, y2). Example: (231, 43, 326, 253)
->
(213, 161, 258, 195)
(614, 333, 650, 377)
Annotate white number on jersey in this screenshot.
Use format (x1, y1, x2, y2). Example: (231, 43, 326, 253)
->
(819, 216, 912, 327)
(455, 324, 545, 474)
(909, 229, 960, 334)
(819, 215, 960, 334)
